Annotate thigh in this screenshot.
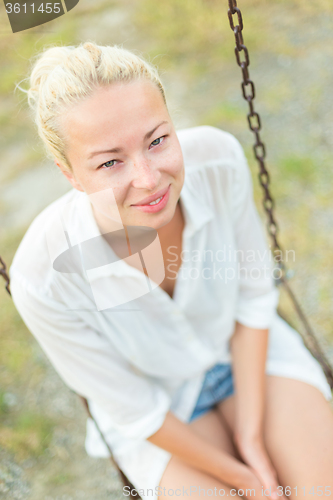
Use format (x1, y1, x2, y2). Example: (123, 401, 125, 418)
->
(217, 375, 333, 496)
(158, 408, 244, 499)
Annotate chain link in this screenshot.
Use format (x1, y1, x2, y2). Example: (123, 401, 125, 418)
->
(227, 0, 286, 281)
(0, 256, 11, 296)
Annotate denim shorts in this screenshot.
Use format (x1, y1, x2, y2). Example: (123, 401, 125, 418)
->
(189, 363, 234, 422)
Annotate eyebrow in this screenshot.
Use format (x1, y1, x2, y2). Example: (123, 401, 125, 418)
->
(87, 120, 169, 159)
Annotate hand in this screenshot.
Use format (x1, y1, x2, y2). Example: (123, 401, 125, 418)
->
(234, 433, 288, 500)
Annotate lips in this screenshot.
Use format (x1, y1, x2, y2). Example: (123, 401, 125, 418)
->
(132, 184, 171, 206)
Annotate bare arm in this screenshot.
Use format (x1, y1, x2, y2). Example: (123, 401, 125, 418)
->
(229, 321, 286, 500)
(147, 410, 261, 490)
(230, 321, 269, 443)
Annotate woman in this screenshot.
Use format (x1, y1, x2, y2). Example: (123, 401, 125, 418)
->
(10, 42, 333, 500)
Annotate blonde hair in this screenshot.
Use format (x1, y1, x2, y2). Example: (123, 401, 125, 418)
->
(22, 41, 167, 171)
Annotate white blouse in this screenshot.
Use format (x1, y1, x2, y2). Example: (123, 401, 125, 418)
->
(9, 126, 331, 500)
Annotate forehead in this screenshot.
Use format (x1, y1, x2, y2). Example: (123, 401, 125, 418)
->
(60, 80, 167, 150)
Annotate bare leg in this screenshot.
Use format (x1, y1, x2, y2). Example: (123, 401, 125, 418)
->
(217, 375, 333, 500)
(158, 408, 245, 499)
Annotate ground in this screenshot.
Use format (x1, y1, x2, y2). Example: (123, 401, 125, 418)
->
(0, 0, 333, 498)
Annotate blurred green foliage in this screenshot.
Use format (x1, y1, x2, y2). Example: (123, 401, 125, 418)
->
(201, 101, 245, 128)
(134, 0, 333, 73)
(0, 411, 55, 460)
(0, 229, 52, 459)
(279, 156, 316, 184)
(49, 472, 74, 486)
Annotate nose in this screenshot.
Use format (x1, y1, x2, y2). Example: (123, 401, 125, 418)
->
(130, 156, 161, 191)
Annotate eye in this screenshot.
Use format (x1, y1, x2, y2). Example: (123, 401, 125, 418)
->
(100, 159, 117, 169)
(149, 136, 166, 148)
(98, 136, 167, 169)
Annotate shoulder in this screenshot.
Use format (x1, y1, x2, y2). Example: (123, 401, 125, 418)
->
(176, 125, 245, 169)
(9, 188, 80, 294)
(176, 126, 250, 208)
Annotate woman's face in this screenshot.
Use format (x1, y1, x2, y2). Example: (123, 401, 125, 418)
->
(56, 79, 185, 232)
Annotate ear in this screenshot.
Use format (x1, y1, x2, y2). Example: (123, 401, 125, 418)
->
(54, 160, 84, 192)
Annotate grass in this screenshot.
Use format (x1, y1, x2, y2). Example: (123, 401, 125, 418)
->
(0, 228, 54, 460)
(278, 155, 316, 184)
(134, 0, 333, 75)
(0, 391, 9, 416)
(49, 472, 74, 486)
(200, 101, 246, 129)
(0, 247, 54, 462)
(0, 412, 55, 460)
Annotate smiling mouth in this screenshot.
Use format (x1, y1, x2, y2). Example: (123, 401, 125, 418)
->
(146, 196, 163, 205)
(130, 184, 171, 212)
(131, 184, 171, 206)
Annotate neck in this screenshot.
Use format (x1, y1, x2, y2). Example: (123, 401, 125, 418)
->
(157, 198, 184, 244)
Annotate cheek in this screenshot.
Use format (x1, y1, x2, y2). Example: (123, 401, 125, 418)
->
(163, 147, 184, 178)
(77, 170, 100, 194)
(81, 173, 126, 208)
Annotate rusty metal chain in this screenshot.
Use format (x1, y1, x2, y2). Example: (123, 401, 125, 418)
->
(227, 0, 333, 389)
(228, 0, 285, 279)
(0, 256, 11, 296)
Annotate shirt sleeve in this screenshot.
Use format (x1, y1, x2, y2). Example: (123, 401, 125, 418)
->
(9, 271, 171, 441)
(228, 135, 280, 329)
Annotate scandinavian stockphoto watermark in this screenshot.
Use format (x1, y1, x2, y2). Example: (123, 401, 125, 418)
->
(45, 186, 294, 312)
(165, 246, 295, 282)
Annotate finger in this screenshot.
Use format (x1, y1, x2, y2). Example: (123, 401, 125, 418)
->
(251, 466, 277, 490)
(251, 463, 279, 491)
(250, 470, 282, 500)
